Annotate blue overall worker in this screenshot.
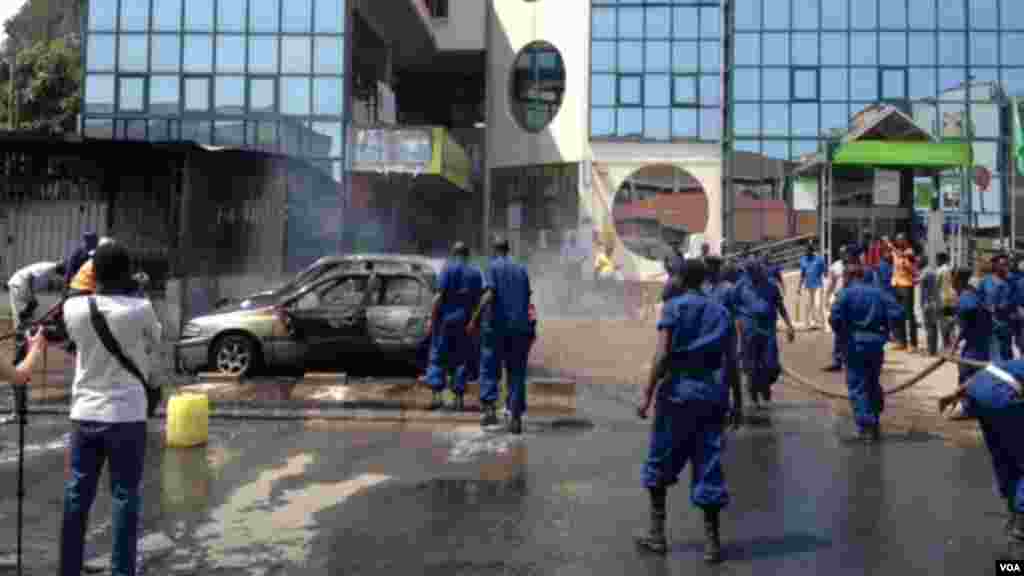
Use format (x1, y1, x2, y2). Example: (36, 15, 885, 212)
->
(467, 237, 535, 433)
(938, 359, 1024, 543)
(636, 258, 733, 563)
(954, 267, 992, 384)
(704, 256, 744, 429)
(980, 253, 1014, 362)
(735, 259, 796, 410)
(426, 242, 474, 411)
(830, 264, 901, 443)
(465, 262, 484, 384)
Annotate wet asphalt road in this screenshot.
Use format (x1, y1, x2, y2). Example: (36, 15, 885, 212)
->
(0, 384, 1019, 575)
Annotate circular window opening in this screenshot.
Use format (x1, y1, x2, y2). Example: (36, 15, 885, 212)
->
(612, 165, 708, 262)
(509, 41, 566, 133)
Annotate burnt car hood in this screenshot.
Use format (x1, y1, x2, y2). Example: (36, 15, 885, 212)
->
(215, 292, 278, 312)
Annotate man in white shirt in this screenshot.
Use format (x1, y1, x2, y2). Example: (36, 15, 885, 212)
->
(59, 242, 162, 576)
(8, 260, 65, 330)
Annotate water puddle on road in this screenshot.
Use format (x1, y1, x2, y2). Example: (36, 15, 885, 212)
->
(434, 425, 524, 464)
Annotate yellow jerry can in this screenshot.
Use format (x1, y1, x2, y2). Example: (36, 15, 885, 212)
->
(165, 392, 210, 448)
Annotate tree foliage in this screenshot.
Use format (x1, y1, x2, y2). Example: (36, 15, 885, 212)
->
(0, 36, 81, 133)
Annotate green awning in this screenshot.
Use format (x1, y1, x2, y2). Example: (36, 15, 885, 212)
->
(832, 140, 972, 168)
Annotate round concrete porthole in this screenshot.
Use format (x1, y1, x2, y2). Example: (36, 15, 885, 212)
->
(612, 165, 709, 262)
(509, 41, 566, 133)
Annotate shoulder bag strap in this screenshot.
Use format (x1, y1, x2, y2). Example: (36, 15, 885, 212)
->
(87, 296, 149, 389)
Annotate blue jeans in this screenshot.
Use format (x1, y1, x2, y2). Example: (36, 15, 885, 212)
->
(61, 421, 147, 576)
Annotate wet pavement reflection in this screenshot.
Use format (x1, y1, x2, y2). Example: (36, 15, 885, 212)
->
(0, 386, 1020, 574)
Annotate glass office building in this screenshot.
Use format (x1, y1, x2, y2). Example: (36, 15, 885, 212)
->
(81, 0, 349, 182)
(590, 0, 1024, 250)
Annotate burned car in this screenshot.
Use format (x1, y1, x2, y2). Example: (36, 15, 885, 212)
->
(174, 255, 439, 376)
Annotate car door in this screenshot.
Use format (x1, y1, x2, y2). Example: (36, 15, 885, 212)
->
(287, 275, 371, 362)
(365, 274, 432, 353)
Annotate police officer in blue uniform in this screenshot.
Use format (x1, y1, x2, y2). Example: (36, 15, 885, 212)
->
(979, 253, 1014, 362)
(939, 359, 1024, 542)
(954, 267, 992, 384)
(735, 259, 796, 410)
(467, 237, 535, 434)
(830, 263, 902, 443)
(636, 259, 733, 563)
(426, 242, 474, 411)
(704, 256, 743, 429)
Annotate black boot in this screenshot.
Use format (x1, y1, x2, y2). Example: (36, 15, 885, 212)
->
(507, 416, 523, 435)
(429, 391, 444, 411)
(703, 507, 722, 564)
(481, 403, 499, 427)
(869, 424, 881, 444)
(636, 487, 668, 555)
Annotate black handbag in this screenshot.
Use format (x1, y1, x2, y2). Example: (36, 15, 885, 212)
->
(87, 297, 161, 418)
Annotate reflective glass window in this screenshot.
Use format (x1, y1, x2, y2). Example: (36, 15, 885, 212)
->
(646, 7, 670, 39)
(939, 0, 965, 29)
(153, 0, 182, 31)
(85, 74, 115, 113)
(282, 37, 312, 74)
(673, 41, 697, 73)
(248, 121, 278, 151)
(249, 78, 276, 112)
(184, 0, 214, 31)
(700, 109, 721, 140)
(939, 32, 966, 66)
(250, 0, 280, 32)
(734, 104, 759, 136)
(218, 0, 245, 32)
(213, 121, 246, 147)
(87, 34, 116, 71)
(881, 69, 906, 99)
(1004, 34, 1024, 66)
(249, 37, 279, 73)
(700, 41, 720, 72)
(791, 33, 818, 66)
(762, 34, 788, 66)
(850, 68, 877, 100)
(124, 119, 148, 140)
(119, 77, 145, 111)
(880, 0, 907, 29)
(83, 118, 114, 138)
(762, 103, 788, 136)
(821, 33, 847, 66)
(972, 33, 999, 67)
(793, 68, 818, 101)
(763, 0, 788, 30)
(821, 0, 848, 29)
(121, 0, 150, 31)
(645, 74, 670, 107)
(822, 103, 849, 133)
(182, 120, 212, 145)
(644, 108, 670, 141)
(821, 68, 848, 100)
(281, 77, 311, 115)
(735, 0, 761, 31)
(184, 77, 210, 111)
(311, 122, 343, 157)
(88, 0, 117, 31)
(217, 35, 246, 73)
(1001, 68, 1024, 96)
(314, 77, 343, 115)
(939, 67, 966, 91)
(700, 7, 719, 38)
(763, 68, 789, 101)
(314, 0, 344, 34)
(592, 74, 615, 106)
(909, 1, 937, 29)
(284, 0, 313, 32)
(851, 0, 877, 29)
(734, 34, 759, 66)
(671, 108, 697, 138)
(879, 33, 906, 66)
(701, 75, 719, 106)
(215, 77, 245, 113)
(592, 108, 614, 137)
(148, 118, 176, 141)
(593, 41, 615, 72)
(792, 0, 818, 30)
(618, 41, 643, 73)
(592, 7, 615, 39)
(908, 33, 935, 66)
(617, 108, 642, 137)
(183, 34, 213, 72)
(909, 67, 936, 99)
(971, 0, 998, 29)
(149, 75, 180, 114)
(735, 68, 759, 101)
(315, 37, 344, 75)
(151, 35, 180, 72)
(971, 103, 999, 138)
(619, 75, 642, 106)
(119, 36, 148, 72)
(618, 7, 643, 38)
(851, 33, 877, 66)
(1004, 0, 1024, 31)
(646, 42, 670, 72)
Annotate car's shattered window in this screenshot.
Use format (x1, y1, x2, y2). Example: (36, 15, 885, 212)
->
(322, 277, 368, 306)
(381, 276, 425, 306)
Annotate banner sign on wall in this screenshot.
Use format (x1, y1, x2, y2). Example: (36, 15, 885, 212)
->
(873, 170, 901, 206)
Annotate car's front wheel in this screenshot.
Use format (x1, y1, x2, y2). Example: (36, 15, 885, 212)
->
(211, 333, 258, 377)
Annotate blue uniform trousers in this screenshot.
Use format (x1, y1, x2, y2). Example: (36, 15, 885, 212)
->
(845, 340, 885, 432)
(992, 329, 1014, 363)
(426, 315, 470, 394)
(641, 399, 730, 510)
(742, 332, 780, 401)
(832, 330, 847, 367)
(966, 379, 1024, 512)
(480, 329, 533, 417)
(467, 332, 481, 382)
